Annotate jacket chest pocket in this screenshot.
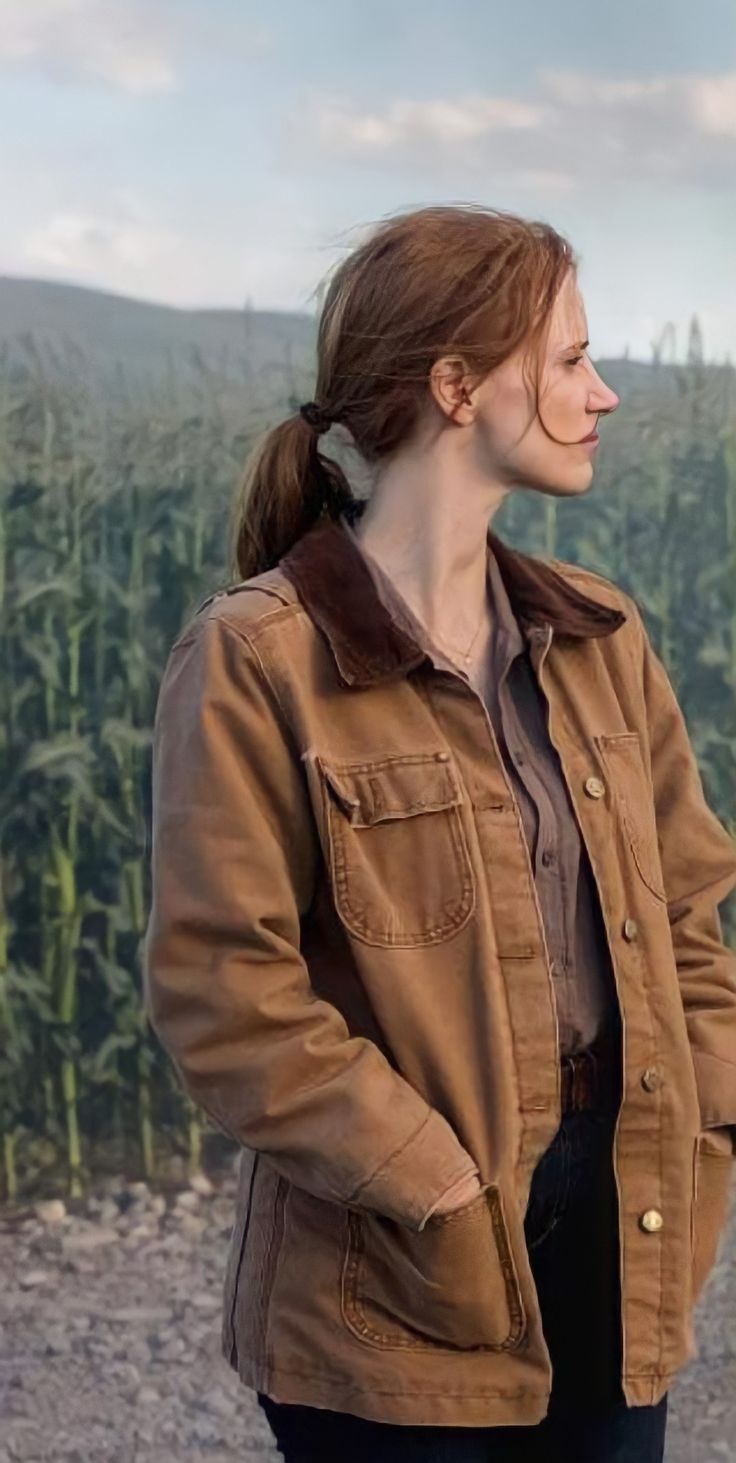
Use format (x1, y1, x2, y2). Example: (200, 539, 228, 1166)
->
(316, 752, 476, 947)
(595, 731, 667, 903)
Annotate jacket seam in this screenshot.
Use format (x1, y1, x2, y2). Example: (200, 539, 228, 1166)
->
(247, 1352, 551, 1396)
(415, 675, 535, 1127)
(242, 1349, 678, 1389)
(220, 601, 302, 643)
(226, 1153, 259, 1367)
(621, 1369, 677, 1378)
(217, 614, 293, 724)
(214, 614, 303, 767)
(346, 1109, 434, 1205)
(695, 1050, 736, 1073)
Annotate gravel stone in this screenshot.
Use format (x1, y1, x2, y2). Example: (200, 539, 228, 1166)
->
(1, 1168, 733, 1460)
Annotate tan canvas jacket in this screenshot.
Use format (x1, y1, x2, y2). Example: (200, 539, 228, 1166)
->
(143, 511, 736, 1428)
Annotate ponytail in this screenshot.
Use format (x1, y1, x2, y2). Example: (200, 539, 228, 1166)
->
(229, 409, 359, 580)
(229, 203, 575, 581)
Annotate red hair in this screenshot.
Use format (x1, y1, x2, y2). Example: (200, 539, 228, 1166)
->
(231, 203, 577, 578)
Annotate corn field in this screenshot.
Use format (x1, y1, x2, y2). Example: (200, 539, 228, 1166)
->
(0, 325, 734, 1205)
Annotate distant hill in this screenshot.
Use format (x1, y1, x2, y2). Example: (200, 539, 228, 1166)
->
(0, 274, 707, 420)
(0, 276, 319, 410)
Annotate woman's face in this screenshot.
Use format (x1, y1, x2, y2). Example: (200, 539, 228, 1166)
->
(435, 268, 621, 501)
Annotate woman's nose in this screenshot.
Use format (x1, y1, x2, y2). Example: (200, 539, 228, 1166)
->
(592, 381, 620, 415)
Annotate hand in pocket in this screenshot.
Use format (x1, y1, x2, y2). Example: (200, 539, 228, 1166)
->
(344, 1187, 525, 1351)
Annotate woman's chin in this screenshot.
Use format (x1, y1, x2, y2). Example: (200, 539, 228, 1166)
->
(526, 463, 596, 499)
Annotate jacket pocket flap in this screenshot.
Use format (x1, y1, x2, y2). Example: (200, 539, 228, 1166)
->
(318, 754, 462, 827)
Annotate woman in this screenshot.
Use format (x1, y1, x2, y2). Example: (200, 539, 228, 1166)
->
(143, 205, 736, 1462)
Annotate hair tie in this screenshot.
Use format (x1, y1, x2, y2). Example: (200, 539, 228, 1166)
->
(299, 400, 333, 434)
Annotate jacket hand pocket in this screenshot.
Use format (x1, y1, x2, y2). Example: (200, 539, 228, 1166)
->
(691, 1131, 734, 1304)
(341, 1186, 526, 1351)
(317, 752, 476, 947)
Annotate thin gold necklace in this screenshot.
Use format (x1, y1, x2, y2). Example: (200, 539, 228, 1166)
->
(345, 513, 488, 666)
(431, 600, 488, 666)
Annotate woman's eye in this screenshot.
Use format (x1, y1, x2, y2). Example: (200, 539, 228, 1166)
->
(565, 356, 583, 367)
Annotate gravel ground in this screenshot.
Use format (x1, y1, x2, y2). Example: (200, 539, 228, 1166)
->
(0, 1159, 733, 1463)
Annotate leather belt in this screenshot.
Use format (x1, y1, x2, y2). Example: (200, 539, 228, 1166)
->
(560, 1038, 617, 1114)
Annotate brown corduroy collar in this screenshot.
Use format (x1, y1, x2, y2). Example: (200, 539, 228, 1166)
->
(279, 511, 627, 687)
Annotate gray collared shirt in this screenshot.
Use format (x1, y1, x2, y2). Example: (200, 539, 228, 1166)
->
(339, 513, 618, 1057)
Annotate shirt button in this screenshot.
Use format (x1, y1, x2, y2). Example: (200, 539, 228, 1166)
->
(641, 1066, 662, 1092)
(541, 849, 556, 867)
(585, 776, 606, 798)
(623, 918, 639, 941)
(639, 1209, 664, 1233)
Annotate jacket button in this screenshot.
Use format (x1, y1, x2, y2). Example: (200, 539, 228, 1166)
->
(584, 776, 605, 798)
(435, 751, 450, 761)
(641, 1066, 662, 1092)
(639, 1209, 664, 1233)
(623, 918, 639, 940)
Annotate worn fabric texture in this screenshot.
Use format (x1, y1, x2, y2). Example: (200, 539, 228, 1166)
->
(143, 508, 736, 1427)
(340, 509, 619, 1059)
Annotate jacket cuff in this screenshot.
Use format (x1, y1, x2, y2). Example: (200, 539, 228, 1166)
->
(348, 1108, 481, 1231)
(417, 1167, 483, 1230)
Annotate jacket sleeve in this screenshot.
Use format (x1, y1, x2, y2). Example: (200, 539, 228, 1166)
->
(142, 611, 480, 1229)
(634, 600, 736, 1145)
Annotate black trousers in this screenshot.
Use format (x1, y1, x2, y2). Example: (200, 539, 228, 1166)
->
(258, 1048, 668, 1462)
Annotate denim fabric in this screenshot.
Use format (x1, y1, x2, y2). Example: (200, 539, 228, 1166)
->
(257, 1065, 668, 1462)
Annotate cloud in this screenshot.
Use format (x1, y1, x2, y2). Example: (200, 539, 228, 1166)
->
(689, 73, 736, 137)
(0, 0, 272, 95)
(288, 93, 552, 171)
(24, 195, 178, 275)
(16, 192, 324, 311)
(282, 67, 736, 189)
(0, 0, 176, 93)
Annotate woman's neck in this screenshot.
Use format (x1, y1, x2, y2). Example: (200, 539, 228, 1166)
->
(343, 506, 494, 662)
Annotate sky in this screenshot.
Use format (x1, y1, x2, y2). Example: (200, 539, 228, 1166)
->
(1, 0, 735, 362)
